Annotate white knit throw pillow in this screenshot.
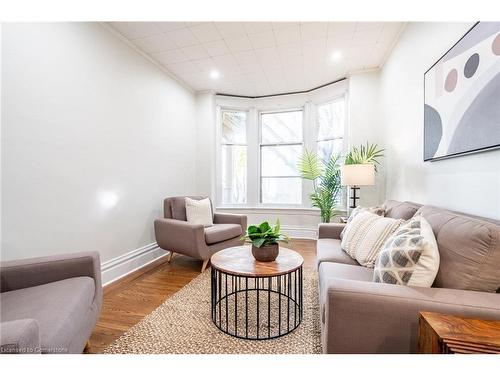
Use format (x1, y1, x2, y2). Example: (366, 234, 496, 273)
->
(341, 211, 403, 267)
(340, 205, 386, 239)
(185, 197, 213, 227)
(373, 215, 440, 287)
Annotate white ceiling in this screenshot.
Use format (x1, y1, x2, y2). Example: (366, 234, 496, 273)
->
(108, 22, 404, 97)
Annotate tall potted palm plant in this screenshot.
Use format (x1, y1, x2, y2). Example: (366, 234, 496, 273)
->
(298, 143, 384, 222)
(298, 150, 342, 223)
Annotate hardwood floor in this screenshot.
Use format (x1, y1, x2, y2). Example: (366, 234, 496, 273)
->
(87, 239, 317, 353)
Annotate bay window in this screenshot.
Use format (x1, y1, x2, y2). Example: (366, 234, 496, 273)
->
(216, 90, 347, 208)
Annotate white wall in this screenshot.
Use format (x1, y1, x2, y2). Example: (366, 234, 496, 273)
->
(1, 23, 198, 264)
(379, 22, 500, 220)
(348, 71, 385, 207)
(195, 92, 216, 198)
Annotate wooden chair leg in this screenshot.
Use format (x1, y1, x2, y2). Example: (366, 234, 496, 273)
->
(201, 259, 209, 273)
(167, 251, 174, 263)
(84, 340, 91, 353)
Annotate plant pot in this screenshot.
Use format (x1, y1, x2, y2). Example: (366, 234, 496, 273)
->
(251, 243, 279, 262)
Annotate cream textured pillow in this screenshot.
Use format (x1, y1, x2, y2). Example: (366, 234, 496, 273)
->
(341, 211, 403, 267)
(373, 215, 440, 287)
(340, 205, 385, 240)
(185, 197, 213, 227)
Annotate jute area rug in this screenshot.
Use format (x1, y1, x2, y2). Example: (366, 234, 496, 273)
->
(104, 268, 322, 354)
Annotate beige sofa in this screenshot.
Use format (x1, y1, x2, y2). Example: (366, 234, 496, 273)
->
(317, 200, 500, 354)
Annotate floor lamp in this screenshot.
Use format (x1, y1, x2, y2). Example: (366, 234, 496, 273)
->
(341, 164, 375, 210)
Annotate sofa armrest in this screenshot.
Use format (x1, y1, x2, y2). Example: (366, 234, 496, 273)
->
(213, 212, 247, 230)
(0, 319, 41, 354)
(1, 251, 102, 298)
(322, 278, 500, 354)
(318, 223, 345, 239)
(154, 218, 206, 259)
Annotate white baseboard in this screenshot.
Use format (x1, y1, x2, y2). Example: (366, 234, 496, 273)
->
(281, 225, 318, 240)
(101, 242, 168, 286)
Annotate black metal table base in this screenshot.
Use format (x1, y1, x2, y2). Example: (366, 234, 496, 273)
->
(211, 267, 303, 340)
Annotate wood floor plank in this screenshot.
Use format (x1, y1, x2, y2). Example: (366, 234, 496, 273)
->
(88, 239, 317, 353)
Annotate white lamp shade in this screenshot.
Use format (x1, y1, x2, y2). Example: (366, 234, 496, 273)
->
(341, 164, 375, 186)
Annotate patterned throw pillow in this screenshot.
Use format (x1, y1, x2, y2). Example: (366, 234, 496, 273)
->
(341, 211, 404, 267)
(373, 215, 440, 287)
(340, 205, 385, 240)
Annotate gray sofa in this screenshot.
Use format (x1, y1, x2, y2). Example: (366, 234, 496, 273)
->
(154, 196, 247, 272)
(317, 200, 500, 354)
(0, 252, 102, 354)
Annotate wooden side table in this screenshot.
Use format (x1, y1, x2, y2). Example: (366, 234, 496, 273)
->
(418, 311, 500, 354)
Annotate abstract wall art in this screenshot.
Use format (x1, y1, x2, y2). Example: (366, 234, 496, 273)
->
(424, 22, 500, 161)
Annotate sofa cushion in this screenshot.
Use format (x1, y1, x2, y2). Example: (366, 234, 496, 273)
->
(341, 212, 404, 267)
(417, 205, 500, 293)
(185, 197, 213, 227)
(373, 215, 440, 287)
(204, 224, 242, 245)
(316, 239, 359, 268)
(0, 277, 95, 353)
(318, 263, 374, 324)
(319, 262, 374, 283)
(165, 196, 209, 221)
(340, 205, 386, 239)
(383, 200, 422, 220)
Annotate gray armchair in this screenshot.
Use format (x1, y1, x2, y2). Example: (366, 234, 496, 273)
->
(154, 196, 247, 272)
(0, 251, 102, 354)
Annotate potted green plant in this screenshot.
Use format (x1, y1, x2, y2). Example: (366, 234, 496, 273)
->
(298, 143, 384, 222)
(298, 151, 342, 223)
(241, 220, 289, 262)
(344, 142, 384, 170)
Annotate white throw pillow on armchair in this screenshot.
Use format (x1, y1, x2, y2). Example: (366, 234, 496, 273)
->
(185, 197, 213, 227)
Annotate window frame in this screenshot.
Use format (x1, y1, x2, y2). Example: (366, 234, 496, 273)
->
(215, 90, 349, 210)
(216, 107, 250, 208)
(258, 108, 305, 206)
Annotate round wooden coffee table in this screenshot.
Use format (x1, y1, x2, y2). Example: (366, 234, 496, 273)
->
(210, 245, 304, 340)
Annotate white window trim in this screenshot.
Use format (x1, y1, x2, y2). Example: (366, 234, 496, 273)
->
(215, 85, 349, 211)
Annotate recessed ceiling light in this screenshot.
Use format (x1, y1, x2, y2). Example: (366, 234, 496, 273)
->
(330, 51, 343, 62)
(210, 70, 220, 79)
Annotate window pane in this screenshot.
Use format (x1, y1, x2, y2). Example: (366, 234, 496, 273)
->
(221, 145, 247, 204)
(261, 111, 303, 143)
(317, 139, 344, 163)
(222, 111, 246, 144)
(318, 100, 345, 140)
(261, 177, 302, 204)
(261, 145, 302, 176)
